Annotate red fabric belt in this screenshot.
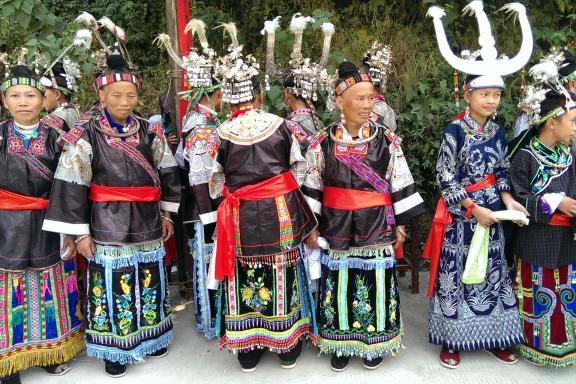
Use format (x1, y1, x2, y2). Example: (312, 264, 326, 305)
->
(423, 173, 497, 297)
(215, 171, 299, 280)
(88, 183, 161, 202)
(550, 213, 573, 227)
(323, 186, 392, 210)
(0, 188, 49, 210)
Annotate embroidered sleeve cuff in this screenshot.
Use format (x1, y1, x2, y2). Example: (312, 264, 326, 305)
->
(199, 211, 217, 225)
(161, 201, 180, 213)
(497, 178, 511, 193)
(42, 220, 90, 235)
(540, 193, 565, 215)
(442, 188, 468, 207)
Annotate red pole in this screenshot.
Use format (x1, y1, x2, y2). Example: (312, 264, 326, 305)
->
(176, 0, 192, 137)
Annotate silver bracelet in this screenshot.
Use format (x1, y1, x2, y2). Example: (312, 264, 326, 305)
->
(74, 234, 90, 244)
(161, 215, 174, 224)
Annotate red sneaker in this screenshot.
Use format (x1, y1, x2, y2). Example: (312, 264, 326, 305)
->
(439, 348, 460, 369)
(485, 348, 518, 365)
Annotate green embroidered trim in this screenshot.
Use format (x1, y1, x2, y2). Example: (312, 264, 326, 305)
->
(49, 268, 62, 338)
(317, 331, 404, 360)
(0, 77, 45, 93)
(537, 106, 566, 125)
(376, 267, 386, 332)
(338, 267, 349, 331)
(517, 344, 576, 368)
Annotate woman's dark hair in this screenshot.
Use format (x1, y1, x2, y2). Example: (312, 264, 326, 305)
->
(509, 88, 576, 157)
(282, 74, 321, 109)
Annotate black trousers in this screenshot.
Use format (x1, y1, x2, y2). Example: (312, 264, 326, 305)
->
(237, 341, 303, 366)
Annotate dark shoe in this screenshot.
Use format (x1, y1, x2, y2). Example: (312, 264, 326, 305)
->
(280, 359, 297, 369)
(105, 360, 127, 378)
(148, 347, 168, 359)
(363, 356, 383, 370)
(1, 373, 21, 384)
(239, 360, 259, 373)
(330, 355, 350, 372)
(43, 362, 71, 376)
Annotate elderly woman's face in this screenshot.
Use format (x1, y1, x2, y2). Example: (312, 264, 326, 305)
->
(99, 81, 139, 123)
(2, 85, 44, 125)
(336, 81, 376, 127)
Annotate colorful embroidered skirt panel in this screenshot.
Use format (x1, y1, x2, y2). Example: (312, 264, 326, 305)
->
(0, 260, 84, 376)
(428, 221, 525, 351)
(515, 258, 576, 367)
(85, 240, 173, 364)
(317, 245, 403, 360)
(191, 223, 219, 340)
(218, 247, 315, 353)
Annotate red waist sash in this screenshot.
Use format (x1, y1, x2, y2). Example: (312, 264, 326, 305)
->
(423, 174, 497, 297)
(0, 188, 49, 210)
(550, 213, 573, 227)
(88, 183, 161, 202)
(215, 171, 299, 280)
(323, 186, 392, 210)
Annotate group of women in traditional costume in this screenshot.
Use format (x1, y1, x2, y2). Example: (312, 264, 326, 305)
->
(0, 2, 575, 383)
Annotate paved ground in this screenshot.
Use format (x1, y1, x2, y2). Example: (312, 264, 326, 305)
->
(23, 273, 575, 384)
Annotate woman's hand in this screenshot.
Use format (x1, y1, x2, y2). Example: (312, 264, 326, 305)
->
(304, 229, 320, 249)
(77, 235, 95, 260)
(472, 206, 499, 227)
(504, 199, 530, 217)
(394, 225, 406, 249)
(558, 196, 576, 217)
(61, 235, 78, 260)
(162, 211, 174, 241)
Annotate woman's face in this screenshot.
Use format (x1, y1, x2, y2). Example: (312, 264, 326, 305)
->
(465, 88, 502, 120)
(99, 81, 138, 123)
(336, 81, 376, 127)
(43, 88, 62, 113)
(553, 108, 576, 144)
(2, 85, 44, 125)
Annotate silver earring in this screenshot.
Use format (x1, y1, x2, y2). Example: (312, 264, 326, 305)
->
(340, 113, 346, 125)
(465, 104, 470, 113)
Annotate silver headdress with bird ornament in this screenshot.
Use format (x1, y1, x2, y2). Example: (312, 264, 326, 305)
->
(215, 22, 260, 105)
(520, 50, 576, 125)
(260, 13, 335, 106)
(363, 41, 393, 92)
(154, 19, 221, 108)
(40, 28, 93, 95)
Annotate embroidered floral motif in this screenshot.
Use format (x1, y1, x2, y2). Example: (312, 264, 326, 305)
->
(240, 268, 271, 312)
(322, 277, 336, 328)
(388, 276, 398, 325)
(352, 275, 375, 332)
(289, 276, 299, 311)
(116, 273, 134, 335)
(91, 272, 110, 331)
(141, 269, 158, 325)
(7, 120, 48, 156)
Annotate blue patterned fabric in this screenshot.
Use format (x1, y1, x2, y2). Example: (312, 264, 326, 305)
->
(428, 115, 525, 351)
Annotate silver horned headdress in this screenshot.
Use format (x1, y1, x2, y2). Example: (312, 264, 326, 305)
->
(427, 1, 533, 80)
